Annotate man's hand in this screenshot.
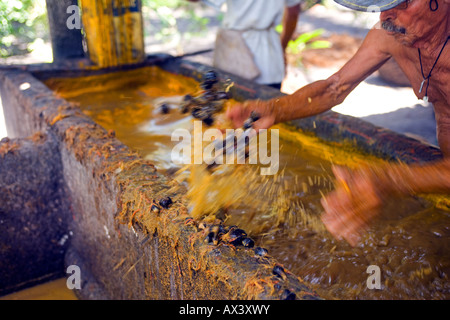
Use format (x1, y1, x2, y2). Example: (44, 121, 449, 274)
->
(320, 165, 384, 246)
(321, 158, 450, 246)
(226, 99, 276, 130)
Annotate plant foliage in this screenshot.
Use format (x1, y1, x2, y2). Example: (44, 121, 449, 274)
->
(0, 0, 48, 57)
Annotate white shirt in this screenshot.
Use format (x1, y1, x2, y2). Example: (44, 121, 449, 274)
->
(204, 0, 302, 84)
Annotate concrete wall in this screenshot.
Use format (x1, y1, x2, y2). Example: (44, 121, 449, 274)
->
(0, 132, 70, 296)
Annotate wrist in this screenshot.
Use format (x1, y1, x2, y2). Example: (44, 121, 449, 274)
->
(370, 163, 416, 199)
(267, 98, 281, 124)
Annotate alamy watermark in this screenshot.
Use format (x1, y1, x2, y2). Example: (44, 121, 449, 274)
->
(366, 265, 381, 290)
(66, 5, 81, 30)
(66, 265, 81, 290)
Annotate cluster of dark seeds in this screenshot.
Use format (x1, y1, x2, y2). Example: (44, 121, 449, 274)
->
(183, 217, 297, 299)
(222, 226, 252, 247)
(205, 110, 261, 173)
(179, 70, 231, 126)
(190, 222, 255, 248)
(183, 217, 270, 257)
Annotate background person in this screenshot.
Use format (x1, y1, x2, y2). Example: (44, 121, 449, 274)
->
(188, 0, 302, 89)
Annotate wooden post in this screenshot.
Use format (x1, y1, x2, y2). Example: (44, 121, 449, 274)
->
(80, 0, 145, 68)
(46, 0, 84, 62)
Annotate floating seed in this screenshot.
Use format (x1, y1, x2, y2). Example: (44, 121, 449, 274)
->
(249, 111, 260, 122)
(281, 289, 296, 300)
(215, 91, 229, 100)
(202, 116, 214, 127)
(272, 265, 285, 278)
(159, 197, 173, 209)
(203, 70, 218, 84)
(243, 119, 253, 130)
(191, 108, 209, 120)
(202, 91, 216, 102)
(151, 204, 160, 214)
(159, 103, 170, 114)
(242, 238, 254, 248)
(254, 247, 268, 257)
(200, 82, 213, 90)
(228, 228, 247, 244)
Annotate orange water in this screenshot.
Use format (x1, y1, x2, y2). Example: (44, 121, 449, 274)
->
(1, 278, 77, 300)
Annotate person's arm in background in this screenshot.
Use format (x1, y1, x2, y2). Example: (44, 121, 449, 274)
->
(227, 26, 391, 130)
(280, 3, 301, 67)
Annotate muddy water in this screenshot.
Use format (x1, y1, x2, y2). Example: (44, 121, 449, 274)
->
(46, 67, 450, 300)
(1, 278, 77, 300)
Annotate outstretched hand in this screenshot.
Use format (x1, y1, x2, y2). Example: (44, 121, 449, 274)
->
(226, 99, 276, 131)
(321, 165, 385, 246)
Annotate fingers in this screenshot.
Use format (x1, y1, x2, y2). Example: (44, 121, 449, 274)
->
(321, 186, 373, 241)
(332, 165, 350, 185)
(226, 104, 249, 129)
(332, 165, 353, 194)
(321, 193, 367, 246)
(226, 101, 275, 131)
(252, 115, 276, 132)
(321, 206, 366, 247)
(321, 165, 381, 247)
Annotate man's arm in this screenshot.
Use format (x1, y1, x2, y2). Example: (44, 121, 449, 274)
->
(434, 104, 450, 157)
(227, 26, 392, 130)
(280, 4, 301, 54)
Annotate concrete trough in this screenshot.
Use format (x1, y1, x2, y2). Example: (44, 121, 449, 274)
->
(0, 56, 444, 299)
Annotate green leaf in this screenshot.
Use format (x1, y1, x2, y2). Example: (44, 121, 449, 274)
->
(307, 40, 331, 49)
(295, 29, 325, 44)
(275, 24, 283, 34)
